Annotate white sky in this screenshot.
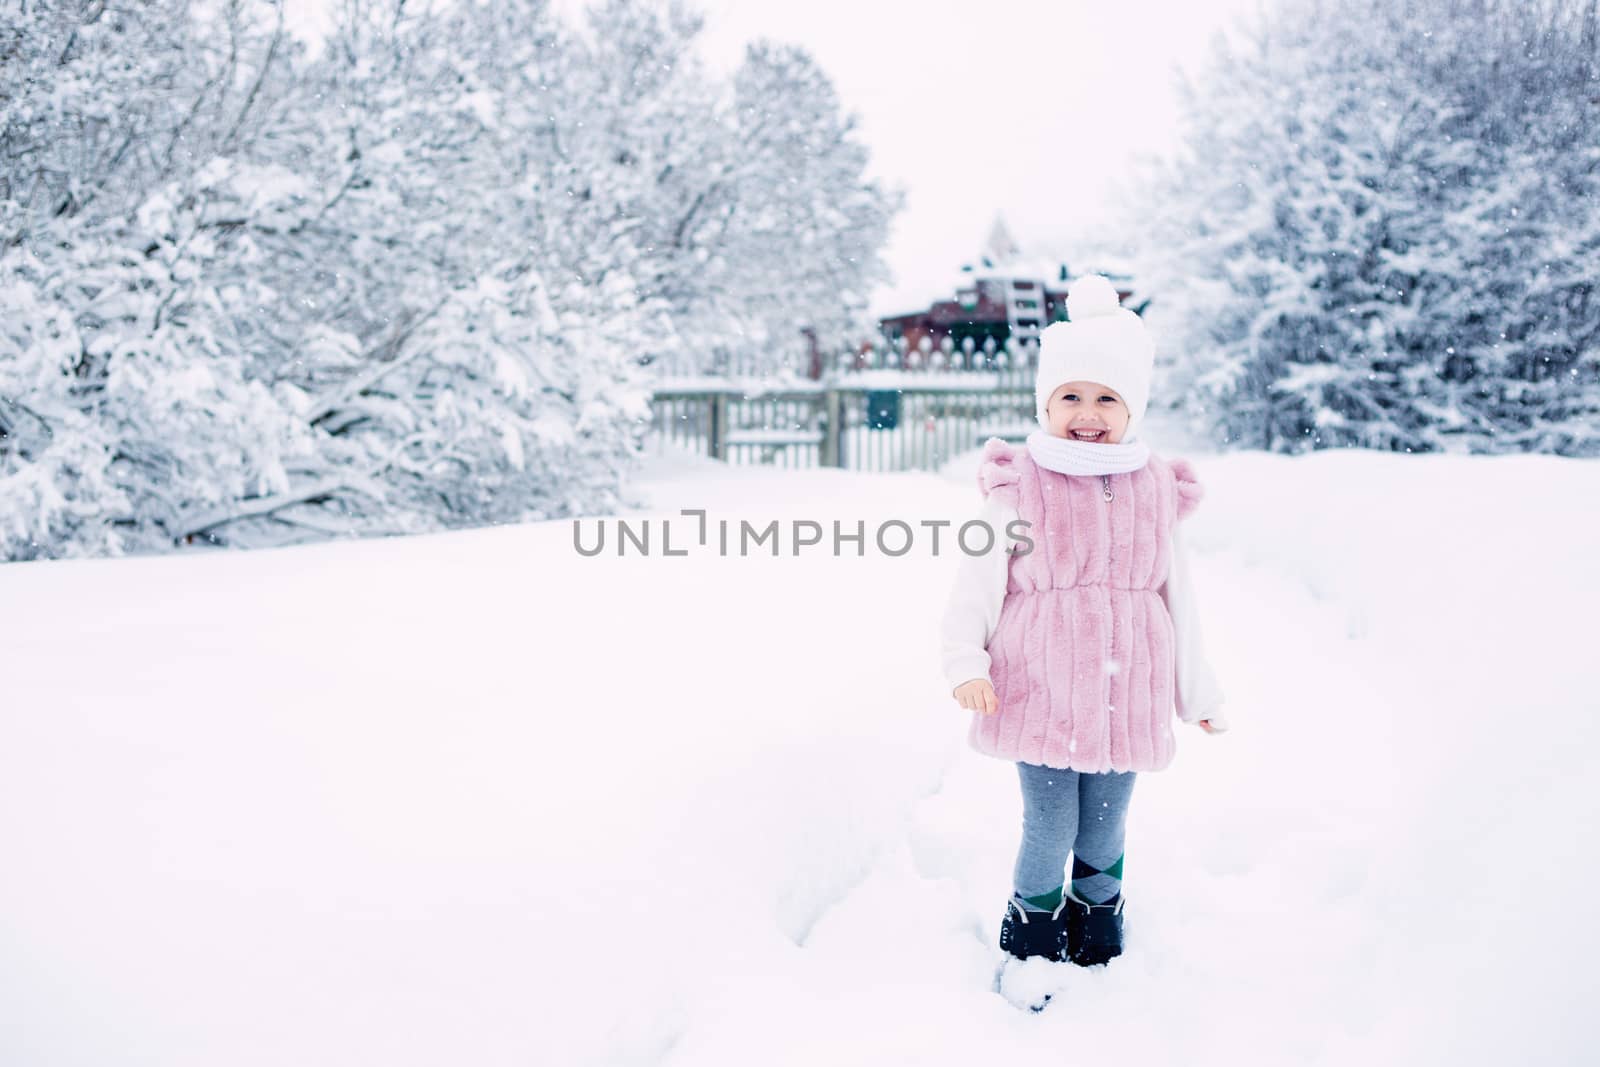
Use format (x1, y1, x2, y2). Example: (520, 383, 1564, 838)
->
(285, 0, 1269, 317)
(685, 0, 1269, 316)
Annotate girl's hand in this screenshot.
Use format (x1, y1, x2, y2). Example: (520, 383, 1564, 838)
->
(1198, 718, 1226, 734)
(953, 678, 999, 715)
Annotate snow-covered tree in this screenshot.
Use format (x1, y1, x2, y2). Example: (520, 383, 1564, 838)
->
(1, 1, 325, 558)
(455, 0, 899, 378)
(722, 41, 899, 367)
(208, 0, 656, 538)
(1124, 0, 1600, 455)
(2, 0, 900, 559)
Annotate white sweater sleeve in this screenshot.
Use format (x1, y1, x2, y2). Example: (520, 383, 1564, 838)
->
(1160, 522, 1229, 729)
(939, 495, 1021, 694)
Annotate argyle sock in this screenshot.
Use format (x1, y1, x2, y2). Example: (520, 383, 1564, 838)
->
(1070, 852, 1124, 905)
(1013, 885, 1063, 914)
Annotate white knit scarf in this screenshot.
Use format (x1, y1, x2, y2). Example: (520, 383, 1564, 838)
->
(1025, 429, 1151, 475)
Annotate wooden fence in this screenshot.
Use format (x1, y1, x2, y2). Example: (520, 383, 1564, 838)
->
(648, 373, 1037, 472)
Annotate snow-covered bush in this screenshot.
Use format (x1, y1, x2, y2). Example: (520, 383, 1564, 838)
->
(0, 0, 898, 559)
(1, 1, 324, 557)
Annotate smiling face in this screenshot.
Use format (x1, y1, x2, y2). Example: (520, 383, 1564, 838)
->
(1045, 380, 1130, 443)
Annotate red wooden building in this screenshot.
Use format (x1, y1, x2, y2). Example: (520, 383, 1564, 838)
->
(873, 220, 1141, 370)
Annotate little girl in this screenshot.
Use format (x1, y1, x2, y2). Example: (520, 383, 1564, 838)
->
(939, 273, 1228, 1007)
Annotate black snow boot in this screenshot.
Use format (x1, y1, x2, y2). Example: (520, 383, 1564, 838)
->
(1062, 887, 1125, 967)
(998, 896, 1069, 963)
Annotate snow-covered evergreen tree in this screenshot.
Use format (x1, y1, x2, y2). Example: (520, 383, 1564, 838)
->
(1126, 0, 1600, 455)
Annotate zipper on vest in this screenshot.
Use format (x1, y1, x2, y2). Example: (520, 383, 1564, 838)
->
(1101, 474, 1113, 503)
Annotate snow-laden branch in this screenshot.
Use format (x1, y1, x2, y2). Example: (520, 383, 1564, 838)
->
(305, 296, 451, 426)
(174, 472, 380, 543)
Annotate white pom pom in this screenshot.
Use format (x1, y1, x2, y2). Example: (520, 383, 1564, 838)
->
(1065, 274, 1121, 320)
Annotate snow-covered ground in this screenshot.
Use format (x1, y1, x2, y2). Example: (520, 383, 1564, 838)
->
(2, 431, 1596, 1066)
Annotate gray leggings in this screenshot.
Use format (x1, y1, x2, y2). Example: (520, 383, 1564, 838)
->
(1013, 762, 1137, 906)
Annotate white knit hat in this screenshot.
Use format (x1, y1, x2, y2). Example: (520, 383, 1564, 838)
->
(1034, 274, 1154, 441)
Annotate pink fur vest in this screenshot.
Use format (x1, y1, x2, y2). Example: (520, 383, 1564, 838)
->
(969, 439, 1203, 772)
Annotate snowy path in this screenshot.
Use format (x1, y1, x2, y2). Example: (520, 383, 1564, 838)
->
(1, 443, 1595, 1065)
